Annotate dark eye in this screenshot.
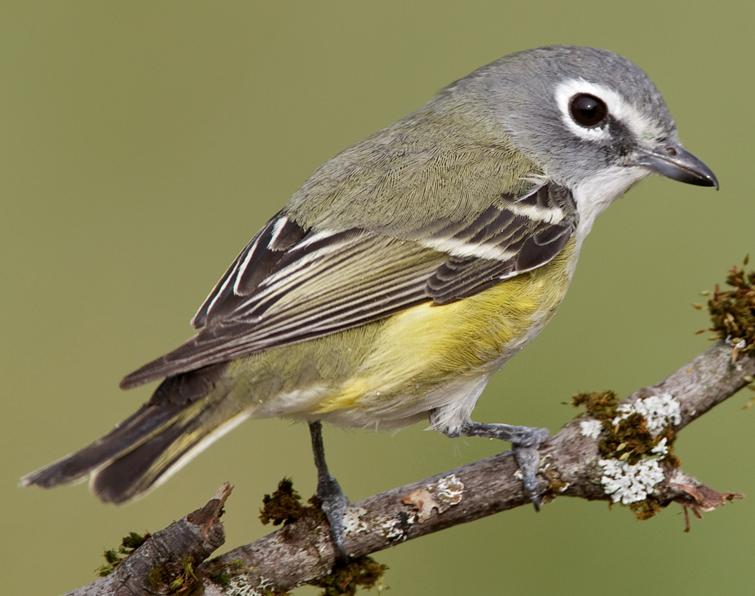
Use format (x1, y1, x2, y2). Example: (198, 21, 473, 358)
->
(569, 93, 608, 128)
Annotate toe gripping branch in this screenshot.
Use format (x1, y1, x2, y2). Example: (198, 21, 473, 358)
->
(443, 419, 550, 510)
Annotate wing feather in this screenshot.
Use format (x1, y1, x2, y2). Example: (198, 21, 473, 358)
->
(121, 183, 577, 388)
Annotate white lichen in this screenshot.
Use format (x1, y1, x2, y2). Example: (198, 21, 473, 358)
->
(226, 575, 272, 596)
(614, 392, 681, 435)
(226, 576, 252, 596)
(380, 515, 412, 542)
(599, 458, 665, 504)
(580, 418, 603, 439)
(259, 577, 274, 590)
(385, 523, 406, 542)
(651, 437, 669, 456)
(435, 474, 464, 507)
(342, 506, 369, 535)
(400, 475, 464, 524)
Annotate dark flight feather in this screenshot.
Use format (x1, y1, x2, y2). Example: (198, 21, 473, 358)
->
(21, 363, 227, 494)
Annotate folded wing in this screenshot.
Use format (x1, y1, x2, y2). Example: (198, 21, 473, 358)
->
(121, 183, 577, 388)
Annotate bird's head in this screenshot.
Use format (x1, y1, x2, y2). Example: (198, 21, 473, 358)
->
(451, 45, 717, 204)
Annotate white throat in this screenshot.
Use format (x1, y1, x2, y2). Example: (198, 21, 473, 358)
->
(572, 166, 649, 248)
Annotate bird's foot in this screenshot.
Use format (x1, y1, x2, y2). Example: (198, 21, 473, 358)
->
(441, 419, 549, 509)
(511, 435, 549, 510)
(316, 472, 350, 562)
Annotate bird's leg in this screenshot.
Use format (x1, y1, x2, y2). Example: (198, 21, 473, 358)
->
(434, 415, 549, 509)
(308, 420, 350, 561)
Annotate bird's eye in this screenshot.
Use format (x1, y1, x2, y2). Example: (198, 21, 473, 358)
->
(569, 93, 608, 128)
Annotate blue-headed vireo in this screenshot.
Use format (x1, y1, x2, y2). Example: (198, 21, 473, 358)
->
(23, 45, 717, 557)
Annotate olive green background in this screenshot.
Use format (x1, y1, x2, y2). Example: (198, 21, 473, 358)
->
(2, 2, 753, 594)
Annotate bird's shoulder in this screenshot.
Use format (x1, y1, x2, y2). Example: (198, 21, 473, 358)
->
(285, 106, 542, 235)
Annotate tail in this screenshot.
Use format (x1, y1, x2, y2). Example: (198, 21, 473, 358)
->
(21, 363, 250, 504)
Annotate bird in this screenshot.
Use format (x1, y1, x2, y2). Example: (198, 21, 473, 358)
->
(22, 45, 717, 558)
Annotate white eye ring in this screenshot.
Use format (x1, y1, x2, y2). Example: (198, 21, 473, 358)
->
(555, 80, 614, 141)
(555, 78, 661, 143)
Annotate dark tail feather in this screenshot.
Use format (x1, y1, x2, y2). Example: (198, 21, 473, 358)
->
(90, 401, 250, 503)
(20, 401, 185, 489)
(20, 363, 238, 501)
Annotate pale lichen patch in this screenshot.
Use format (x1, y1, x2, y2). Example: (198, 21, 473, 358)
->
(342, 506, 369, 535)
(380, 515, 412, 543)
(651, 437, 669, 456)
(385, 522, 406, 542)
(401, 474, 465, 523)
(599, 458, 665, 504)
(614, 393, 681, 435)
(226, 575, 274, 596)
(435, 474, 464, 508)
(579, 418, 602, 439)
(573, 390, 681, 515)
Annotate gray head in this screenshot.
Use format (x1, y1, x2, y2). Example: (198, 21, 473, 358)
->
(444, 46, 717, 200)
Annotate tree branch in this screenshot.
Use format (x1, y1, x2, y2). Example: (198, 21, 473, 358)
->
(67, 483, 232, 595)
(66, 343, 753, 595)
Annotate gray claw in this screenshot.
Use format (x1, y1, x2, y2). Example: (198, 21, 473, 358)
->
(513, 445, 543, 510)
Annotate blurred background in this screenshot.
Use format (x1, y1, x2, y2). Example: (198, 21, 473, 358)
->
(1, 2, 753, 594)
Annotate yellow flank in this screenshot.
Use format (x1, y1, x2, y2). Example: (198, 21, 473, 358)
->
(315, 238, 577, 413)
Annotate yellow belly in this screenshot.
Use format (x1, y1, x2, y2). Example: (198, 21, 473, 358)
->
(314, 238, 577, 415)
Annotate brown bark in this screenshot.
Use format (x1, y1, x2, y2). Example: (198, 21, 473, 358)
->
(67, 484, 232, 595)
